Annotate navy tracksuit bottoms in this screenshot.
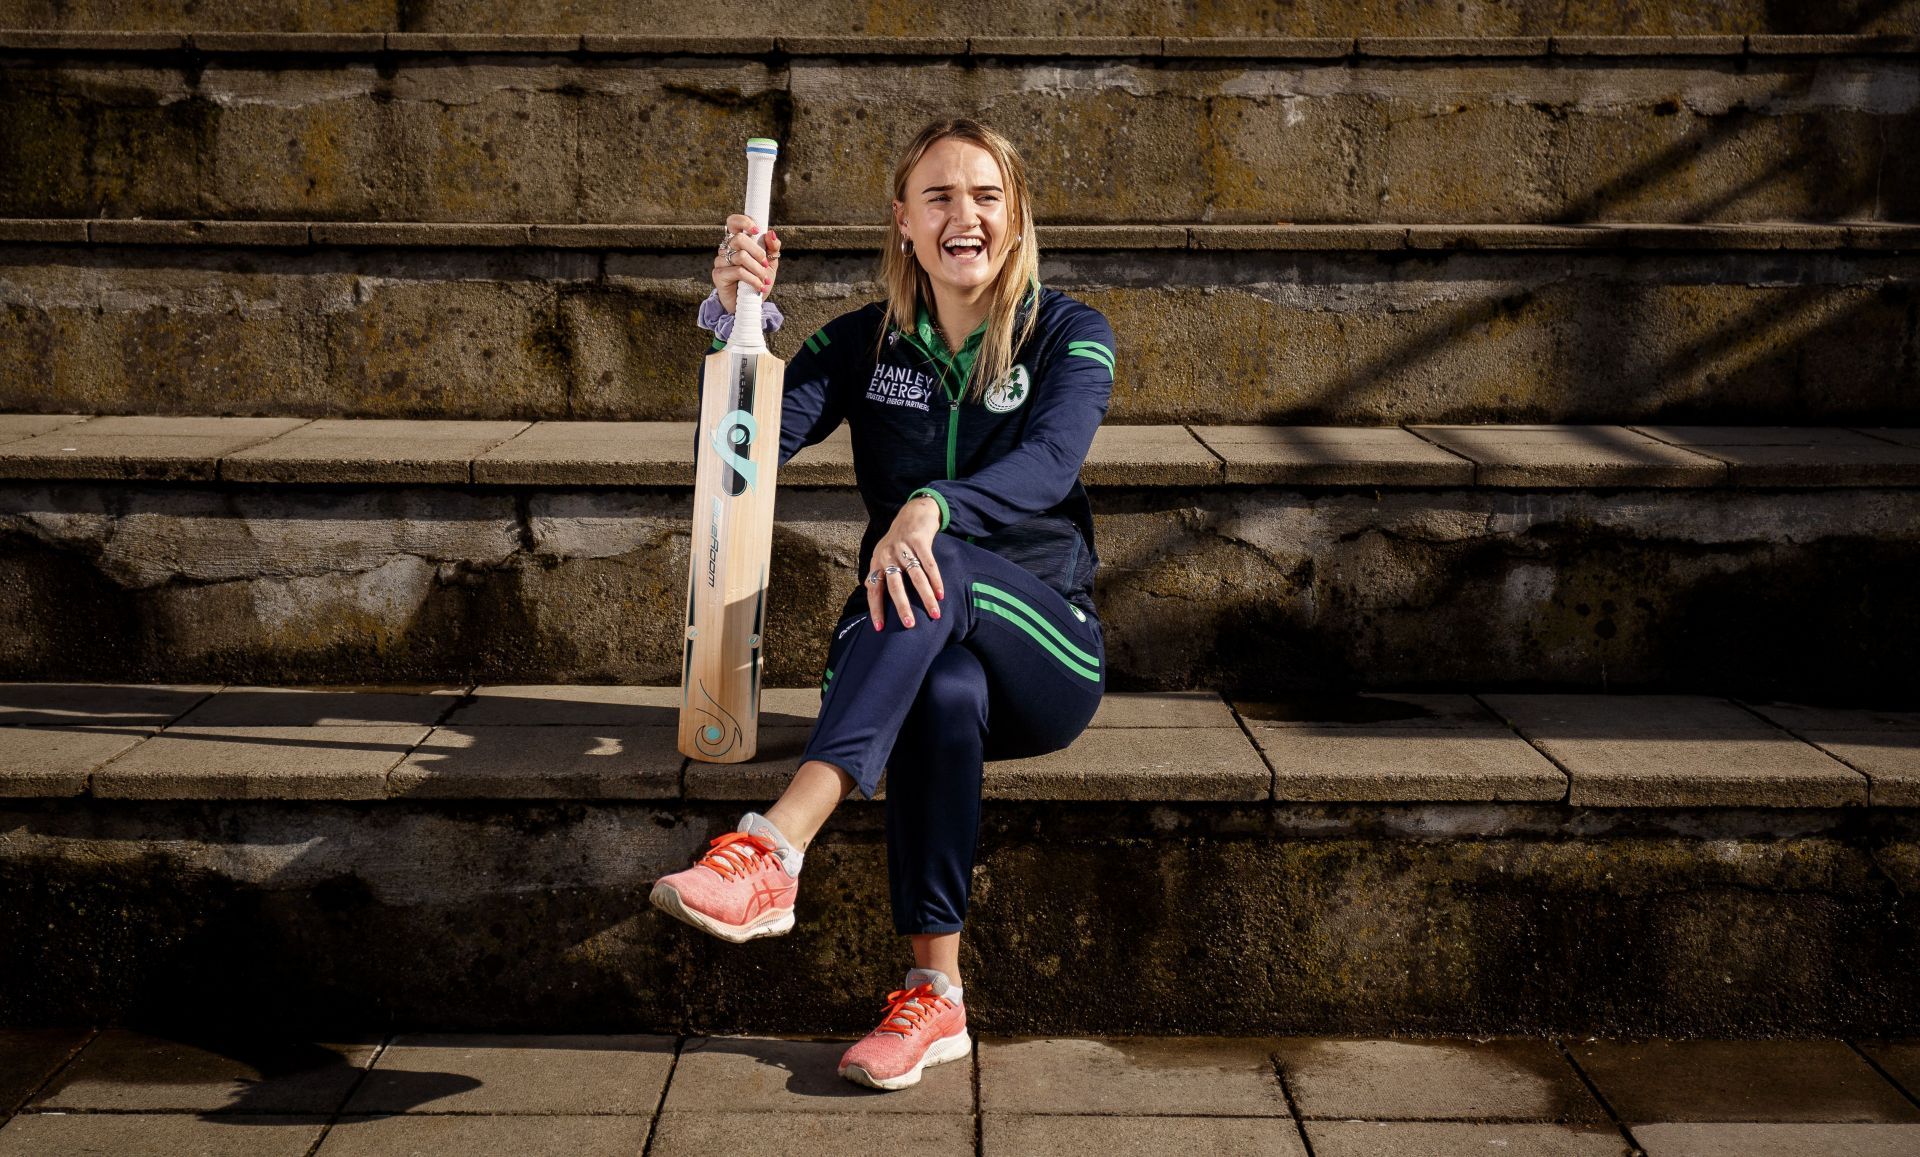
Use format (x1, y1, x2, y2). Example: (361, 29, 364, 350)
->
(798, 533, 1106, 935)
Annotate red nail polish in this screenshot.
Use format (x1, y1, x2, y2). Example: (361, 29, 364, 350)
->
(930, 609, 941, 619)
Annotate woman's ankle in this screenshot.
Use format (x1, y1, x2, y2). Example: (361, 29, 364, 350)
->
(767, 760, 854, 850)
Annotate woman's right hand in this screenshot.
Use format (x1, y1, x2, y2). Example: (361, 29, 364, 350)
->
(711, 213, 780, 314)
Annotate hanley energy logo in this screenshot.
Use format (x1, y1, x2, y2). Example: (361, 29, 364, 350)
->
(985, 363, 1031, 413)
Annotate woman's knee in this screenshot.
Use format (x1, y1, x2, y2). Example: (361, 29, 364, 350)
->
(912, 645, 989, 727)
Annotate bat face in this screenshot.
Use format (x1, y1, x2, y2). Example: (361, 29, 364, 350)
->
(681, 346, 786, 762)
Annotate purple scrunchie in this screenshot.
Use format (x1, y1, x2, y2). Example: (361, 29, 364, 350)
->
(698, 287, 785, 342)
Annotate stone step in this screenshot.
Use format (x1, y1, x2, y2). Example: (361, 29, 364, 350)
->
(2, 36, 1916, 224)
(2, 682, 1916, 1035)
(3, 4, 1916, 36)
(3, 414, 1918, 698)
(3, 225, 1916, 424)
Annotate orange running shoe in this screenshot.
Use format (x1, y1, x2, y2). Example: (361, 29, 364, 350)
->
(649, 813, 801, 943)
(838, 969, 971, 1090)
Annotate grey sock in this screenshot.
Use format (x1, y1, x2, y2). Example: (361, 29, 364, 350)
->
(904, 967, 962, 1005)
(737, 811, 804, 878)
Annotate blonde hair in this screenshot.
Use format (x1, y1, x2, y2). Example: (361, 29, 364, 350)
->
(879, 117, 1041, 404)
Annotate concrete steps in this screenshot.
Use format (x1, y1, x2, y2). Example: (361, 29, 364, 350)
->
(2, 4, 1917, 37)
(2, 35, 1916, 224)
(2, 414, 1918, 698)
(2, 681, 1916, 1035)
(2, 222, 1915, 424)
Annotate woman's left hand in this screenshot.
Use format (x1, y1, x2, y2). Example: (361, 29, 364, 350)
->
(866, 495, 946, 630)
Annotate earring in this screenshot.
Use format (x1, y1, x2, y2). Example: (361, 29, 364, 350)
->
(1013, 232, 1022, 243)
(901, 237, 913, 254)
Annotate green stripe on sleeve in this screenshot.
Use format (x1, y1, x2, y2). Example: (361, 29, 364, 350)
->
(710, 336, 727, 352)
(970, 581, 1101, 668)
(804, 332, 822, 355)
(974, 599, 1102, 681)
(1066, 348, 1114, 373)
(1068, 339, 1114, 361)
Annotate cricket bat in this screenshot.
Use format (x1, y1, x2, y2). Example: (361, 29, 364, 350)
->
(680, 137, 785, 763)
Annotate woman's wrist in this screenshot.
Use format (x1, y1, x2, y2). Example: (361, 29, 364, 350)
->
(906, 488, 950, 532)
(697, 287, 787, 340)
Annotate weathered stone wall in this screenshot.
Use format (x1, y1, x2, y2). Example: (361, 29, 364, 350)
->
(4, 482, 1916, 700)
(3, 53, 1915, 223)
(3, 247, 1915, 424)
(1, 0, 1917, 36)
(3, 799, 1913, 1036)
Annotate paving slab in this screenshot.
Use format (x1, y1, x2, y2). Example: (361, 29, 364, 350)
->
(1481, 694, 1867, 807)
(453, 416, 843, 490)
(1572, 1040, 1920, 1123)
(0, 416, 310, 482)
(473, 420, 695, 486)
(1236, 693, 1506, 729)
(447, 685, 824, 728)
(0, 681, 219, 725)
(1193, 425, 1473, 486)
(1861, 1042, 1920, 1100)
(1256, 727, 1567, 801)
(342, 1033, 675, 1115)
(0, 725, 155, 796)
(1629, 426, 1895, 447)
(1855, 428, 1920, 448)
(985, 1113, 1307, 1155)
(655, 1110, 973, 1156)
(1631, 1123, 1920, 1156)
(1090, 691, 1236, 728)
(979, 1036, 1291, 1116)
(1625, 426, 1920, 486)
(1082, 425, 1220, 486)
(390, 725, 681, 798)
(221, 418, 530, 484)
(1737, 705, 1920, 805)
(0, 1028, 86, 1113)
(1741, 702, 1920, 731)
(90, 725, 431, 799)
(1404, 425, 1724, 487)
(781, 424, 856, 486)
(983, 727, 1271, 801)
(1188, 224, 1407, 251)
(318, 1114, 654, 1156)
(682, 724, 838, 800)
(1277, 1037, 1604, 1121)
(31, 1030, 378, 1113)
(1792, 731, 1920, 807)
(0, 414, 90, 446)
(1308, 1121, 1631, 1156)
(171, 685, 468, 727)
(0, 1113, 327, 1155)
(1031, 224, 1189, 249)
(666, 1035, 971, 1113)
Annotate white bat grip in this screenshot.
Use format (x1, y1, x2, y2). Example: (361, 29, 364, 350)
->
(729, 139, 779, 353)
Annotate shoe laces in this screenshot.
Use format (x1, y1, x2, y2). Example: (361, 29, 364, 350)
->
(874, 982, 949, 1037)
(698, 831, 781, 880)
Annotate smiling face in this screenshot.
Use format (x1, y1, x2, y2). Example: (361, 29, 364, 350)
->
(893, 137, 1016, 301)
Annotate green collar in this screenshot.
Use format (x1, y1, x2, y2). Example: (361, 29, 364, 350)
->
(904, 278, 1044, 402)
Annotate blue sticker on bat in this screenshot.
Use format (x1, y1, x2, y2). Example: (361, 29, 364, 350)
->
(713, 409, 758, 494)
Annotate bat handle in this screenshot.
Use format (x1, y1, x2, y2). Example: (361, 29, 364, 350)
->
(730, 138, 779, 354)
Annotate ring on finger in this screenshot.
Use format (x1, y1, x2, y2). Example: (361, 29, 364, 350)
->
(903, 557, 922, 569)
(865, 571, 881, 586)
(884, 565, 901, 576)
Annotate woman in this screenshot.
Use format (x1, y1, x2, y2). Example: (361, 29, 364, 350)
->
(650, 118, 1115, 1091)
